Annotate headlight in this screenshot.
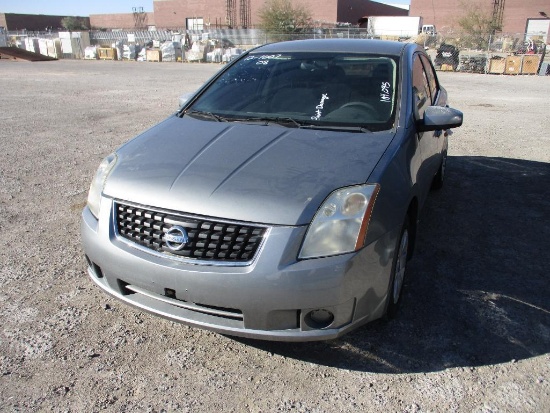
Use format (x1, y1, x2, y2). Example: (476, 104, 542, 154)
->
(87, 153, 118, 218)
(299, 184, 380, 259)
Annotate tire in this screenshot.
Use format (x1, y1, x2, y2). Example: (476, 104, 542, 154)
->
(386, 217, 410, 319)
(431, 150, 447, 190)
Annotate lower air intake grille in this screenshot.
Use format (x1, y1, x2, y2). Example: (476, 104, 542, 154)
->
(115, 202, 267, 264)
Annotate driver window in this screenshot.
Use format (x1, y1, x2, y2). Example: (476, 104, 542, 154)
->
(420, 55, 439, 104)
(412, 54, 431, 118)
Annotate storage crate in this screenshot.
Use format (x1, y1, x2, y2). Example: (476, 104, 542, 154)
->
(98, 47, 116, 60)
(504, 56, 522, 74)
(146, 49, 162, 62)
(521, 55, 541, 75)
(488, 57, 505, 74)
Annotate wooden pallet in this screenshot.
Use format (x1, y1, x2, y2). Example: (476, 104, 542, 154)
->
(98, 47, 117, 60)
(146, 49, 162, 62)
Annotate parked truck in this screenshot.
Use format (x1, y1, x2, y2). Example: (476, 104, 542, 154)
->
(366, 16, 435, 38)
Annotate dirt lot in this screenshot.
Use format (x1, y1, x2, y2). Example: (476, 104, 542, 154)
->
(1, 59, 549, 412)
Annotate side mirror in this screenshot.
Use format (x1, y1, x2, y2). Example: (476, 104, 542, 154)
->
(418, 106, 463, 132)
(178, 92, 195, 109)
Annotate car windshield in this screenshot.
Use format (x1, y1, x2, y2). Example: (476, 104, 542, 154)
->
(186, 52, 399, 132)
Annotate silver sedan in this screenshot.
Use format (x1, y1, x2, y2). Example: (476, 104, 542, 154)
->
(81, 39, 462, 341)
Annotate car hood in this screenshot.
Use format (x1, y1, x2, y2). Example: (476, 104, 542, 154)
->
(104, 116, 395, 226)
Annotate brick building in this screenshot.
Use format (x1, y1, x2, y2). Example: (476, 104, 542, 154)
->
(89, 12, 155, 30)
(152, 0, 407, 29)
(89, 0, 407, 31)
(0, 13, 90, 31)
(410, 0, 550, 36)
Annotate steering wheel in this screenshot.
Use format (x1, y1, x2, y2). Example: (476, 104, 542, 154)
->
(339, 101, 378, 114)
(340, 102, 380, 119)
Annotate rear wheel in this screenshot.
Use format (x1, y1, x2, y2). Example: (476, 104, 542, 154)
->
(386, 217, 410, 319)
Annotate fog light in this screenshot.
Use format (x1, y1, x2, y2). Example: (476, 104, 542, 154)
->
(304, 309, 335, 329)
(164, 288, 176, 299)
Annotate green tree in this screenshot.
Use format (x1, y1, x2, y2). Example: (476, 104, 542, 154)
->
(61, 16, 89, 31)
(259, 0, 312, 39)
(457, 1, 501, 49)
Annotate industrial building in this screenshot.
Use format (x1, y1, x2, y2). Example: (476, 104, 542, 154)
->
(1, 0, 548, 42)
(0, 13, 90, 32)
(410, 0, 549, 37)
(87, 0, 549, 35)
(88, 0, 407, 31)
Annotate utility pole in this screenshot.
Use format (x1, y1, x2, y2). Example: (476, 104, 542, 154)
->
(240, 0, 251, 29)
(491, 0, 505, 33)
(226, 0, 237, 29)
(133, 7, 147, 30)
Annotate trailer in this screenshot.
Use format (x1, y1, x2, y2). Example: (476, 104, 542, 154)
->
(366, 16, 435, 38)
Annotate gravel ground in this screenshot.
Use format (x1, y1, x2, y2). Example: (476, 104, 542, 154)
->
(0, 59, 549, 412)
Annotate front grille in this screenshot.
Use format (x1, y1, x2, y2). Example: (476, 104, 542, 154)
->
(115, 202, 267, 264)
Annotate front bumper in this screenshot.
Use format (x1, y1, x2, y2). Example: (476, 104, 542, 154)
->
(81, 199, 397, 341)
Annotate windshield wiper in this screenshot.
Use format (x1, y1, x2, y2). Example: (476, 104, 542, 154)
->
(271, 117, 303, 128)
(235, 116, 303, 128)
(185, 110, 228, 122)
(184, 111, 373, 132)
(299, 124, 373, 133)
(237, 116, 373, 132)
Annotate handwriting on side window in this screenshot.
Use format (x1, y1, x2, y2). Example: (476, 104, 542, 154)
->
(381, 82, 391, 102)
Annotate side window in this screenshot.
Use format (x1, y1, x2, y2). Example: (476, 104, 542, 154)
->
(420, 55, 439, 104)
(412, 54, 431, 118)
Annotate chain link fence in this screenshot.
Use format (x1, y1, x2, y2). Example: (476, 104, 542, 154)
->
(427, 29, 549, 75)
(5, 27, 549, 75)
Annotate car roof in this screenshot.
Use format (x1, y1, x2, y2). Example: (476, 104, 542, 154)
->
(252, 38, 411, 57)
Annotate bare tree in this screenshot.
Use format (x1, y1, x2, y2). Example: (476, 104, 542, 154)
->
(457, 1, 501, 49)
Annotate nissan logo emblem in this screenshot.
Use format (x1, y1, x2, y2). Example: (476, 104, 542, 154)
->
(164, 225, 189, 251)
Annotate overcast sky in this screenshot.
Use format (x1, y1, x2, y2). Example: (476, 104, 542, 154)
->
(0, 0, 410, 16)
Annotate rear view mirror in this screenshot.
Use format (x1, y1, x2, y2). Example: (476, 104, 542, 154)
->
(419, 106, 463, 131)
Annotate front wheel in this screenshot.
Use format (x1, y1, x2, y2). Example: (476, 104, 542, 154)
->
(386, 217, 410, 319)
